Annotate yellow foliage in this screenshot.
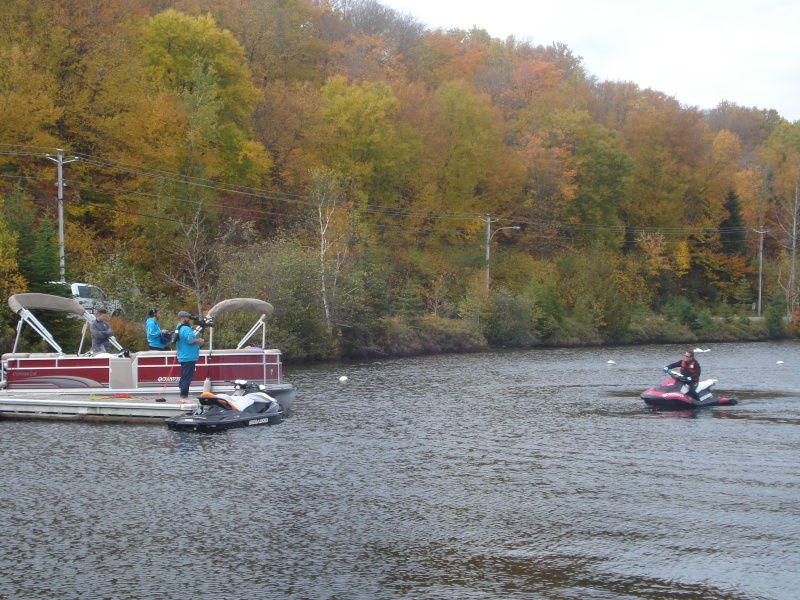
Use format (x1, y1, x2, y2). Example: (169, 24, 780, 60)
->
(670, 240, 691, 277)
(0, 214, 27, 298)
(0, 45, 61, 149)
(734, 167, 765, 226)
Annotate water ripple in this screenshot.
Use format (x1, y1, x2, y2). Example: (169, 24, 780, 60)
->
(2, 342, 799, 598)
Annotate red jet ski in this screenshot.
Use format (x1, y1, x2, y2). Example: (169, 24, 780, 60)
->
(641, 368, 738, 410)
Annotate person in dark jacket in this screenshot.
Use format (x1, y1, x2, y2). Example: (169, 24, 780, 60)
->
(666, 350, 701, 402)
(90, 308, 115, 353)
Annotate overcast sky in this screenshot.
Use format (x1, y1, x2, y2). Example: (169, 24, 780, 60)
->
(379, 0, 800, 122)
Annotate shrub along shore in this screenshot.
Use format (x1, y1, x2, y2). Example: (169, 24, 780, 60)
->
(316, 309, 788, 362)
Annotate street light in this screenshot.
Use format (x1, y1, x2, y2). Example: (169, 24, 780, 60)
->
(480, 214, 520, 290)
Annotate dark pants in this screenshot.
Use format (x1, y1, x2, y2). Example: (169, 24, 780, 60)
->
(179, 361, 196, 398)
(687, 381, 700, 402)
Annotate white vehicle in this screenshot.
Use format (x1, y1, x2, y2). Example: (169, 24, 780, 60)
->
(50, 282, 121, 315)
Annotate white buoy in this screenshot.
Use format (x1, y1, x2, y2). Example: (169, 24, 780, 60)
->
(607, 360, 616, 365)
(339, 376, 348, 382)
(777, 361, 784, 365)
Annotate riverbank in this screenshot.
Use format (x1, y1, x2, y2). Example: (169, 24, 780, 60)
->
(329, 311, 790, 362)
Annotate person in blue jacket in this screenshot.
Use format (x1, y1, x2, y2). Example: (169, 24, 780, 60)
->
(175, 310, 205, 400)
(145, 308, 170, 350)
(665, 350, 701, 402)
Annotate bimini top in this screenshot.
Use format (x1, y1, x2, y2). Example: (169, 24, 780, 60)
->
(8, 293, 87, 317)
(205, 298, 274, 320)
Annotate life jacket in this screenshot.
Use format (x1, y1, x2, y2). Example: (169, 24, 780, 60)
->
(681, 359, 699, 382)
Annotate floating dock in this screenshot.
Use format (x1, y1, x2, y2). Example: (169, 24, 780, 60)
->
(0, 392, 192, 423)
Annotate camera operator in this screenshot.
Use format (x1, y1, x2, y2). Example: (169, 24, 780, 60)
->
(175, 310, 205, 401)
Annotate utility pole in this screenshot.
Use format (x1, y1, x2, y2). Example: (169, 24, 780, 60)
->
(755, 228, 766, 316)
(45, 148, 79, 282)
(479, 214, 520, 290)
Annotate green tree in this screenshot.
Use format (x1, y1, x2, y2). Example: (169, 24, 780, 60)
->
(565, 119, 633, 248)
(483, 288, 537, 347)
(3, 187, 60, 290)
(215, 236, 331, 361)
(719, 190, 747, 255)
(138, 9, 270, 184)
(396, 279, 425, 322)
(315, 76, 409, 195)
(428, 81, 499, 225)
(140, 10, 260, 125)
(2, 186, 79, 352)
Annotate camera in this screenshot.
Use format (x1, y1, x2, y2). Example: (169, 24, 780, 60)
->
(170, 316, 213, 345)
(191, 316, 212, 330)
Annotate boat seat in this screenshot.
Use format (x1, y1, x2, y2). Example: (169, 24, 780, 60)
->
(27, 352, 63, 358)
(200, 394, 237, 411)
(2, 353, 30, 359)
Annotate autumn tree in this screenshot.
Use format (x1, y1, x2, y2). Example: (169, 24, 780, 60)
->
(704, 101, 783, 163)
(560, 115, 633, 248)
(0, 45, 61, 153)
(308, 167, 355, 337)
(253, 80, 324, 193)
(0, 208, 27, 298)
(416, 80, 507, 243)
(312, 75, 420, 242)
(760, 122, 800, 315)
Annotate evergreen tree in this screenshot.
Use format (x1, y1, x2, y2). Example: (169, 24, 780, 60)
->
(719, 190, 747, 256)
(2, 187, 81, 352)
(3, 187, 61, 291)
(396, 280, 425, 322)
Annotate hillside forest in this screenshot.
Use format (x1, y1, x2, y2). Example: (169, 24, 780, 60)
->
(1, 0, 799, 361)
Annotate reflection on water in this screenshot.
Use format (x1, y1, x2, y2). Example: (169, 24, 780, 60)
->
(1, 341, 799, 599)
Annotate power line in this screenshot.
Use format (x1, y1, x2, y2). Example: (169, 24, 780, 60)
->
(0, 146, 776, 240)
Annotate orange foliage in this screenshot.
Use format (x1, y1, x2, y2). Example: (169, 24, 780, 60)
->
(507, 60, 562, 107)
(418, 29, 488, 86)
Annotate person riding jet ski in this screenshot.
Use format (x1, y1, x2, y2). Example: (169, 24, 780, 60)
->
(665, 349, 701, 402)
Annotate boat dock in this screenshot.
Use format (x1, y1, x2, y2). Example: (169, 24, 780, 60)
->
(0, 393, 192, 423)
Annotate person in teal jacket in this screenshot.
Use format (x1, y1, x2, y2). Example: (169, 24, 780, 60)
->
(175, 310, 204, 400)
(145, 308, 169, 350)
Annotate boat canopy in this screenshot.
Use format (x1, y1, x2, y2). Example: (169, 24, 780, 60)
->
(201, 298, 274, 351)
(7, 292, 121, 355)
(205, 298, 273, 320)
(8, 293, 87, 317)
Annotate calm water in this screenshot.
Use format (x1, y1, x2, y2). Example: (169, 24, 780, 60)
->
(1, 341, 799, 599)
